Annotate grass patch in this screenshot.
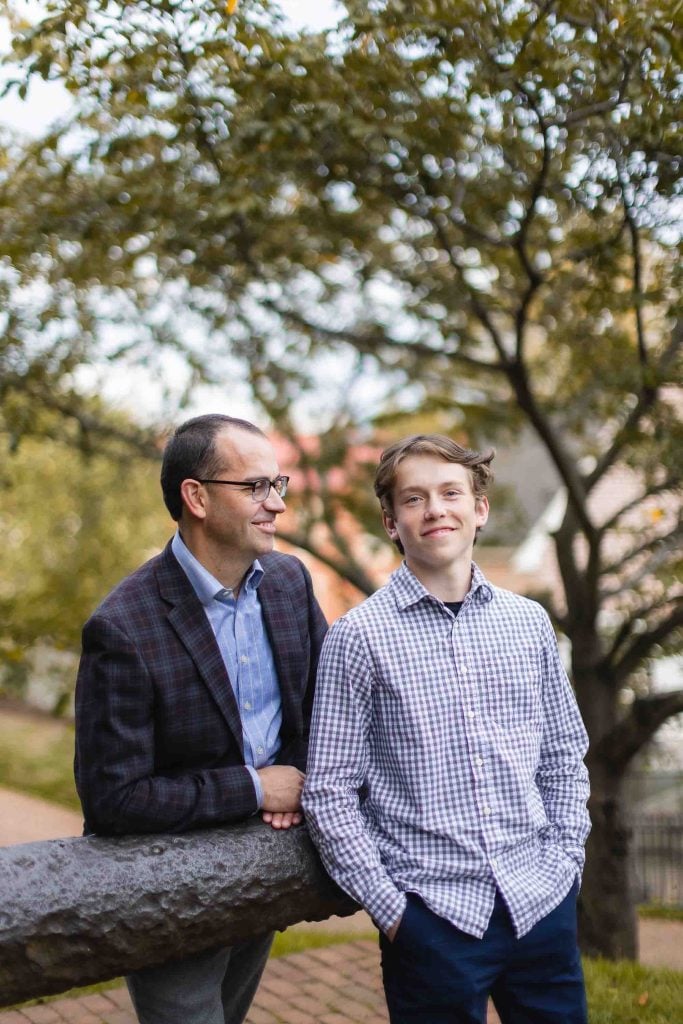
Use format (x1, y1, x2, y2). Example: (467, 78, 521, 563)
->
(585, 957, 683, 1023)
(638, 903, 683, 922)
(272, 927, 375, 957)
(0, 706, 79, 809)
(6, 977, 124, 1012)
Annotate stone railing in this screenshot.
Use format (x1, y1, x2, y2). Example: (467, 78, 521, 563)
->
(0, 819, 357, 1007)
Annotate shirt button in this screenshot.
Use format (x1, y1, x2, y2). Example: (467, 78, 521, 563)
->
(483, 805, 491, 815)
(467, 710, 475, 719)
(490, 858, 498, 868)
(475, 757, 484, 767)
(243, 701, 252, 711)
(256, 746, 264, 755)
(240, 655, 249, 665)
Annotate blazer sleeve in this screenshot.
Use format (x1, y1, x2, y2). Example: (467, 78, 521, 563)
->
(276, 558, 328, 771)
(74, 613, 258, 836)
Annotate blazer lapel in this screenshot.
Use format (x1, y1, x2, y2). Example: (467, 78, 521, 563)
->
(258, 572, 303, 738)
(156, 544, 245, 757)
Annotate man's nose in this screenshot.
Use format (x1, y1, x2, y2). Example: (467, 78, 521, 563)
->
(424, 497, 446, 518)
(264, 488, 286, 512)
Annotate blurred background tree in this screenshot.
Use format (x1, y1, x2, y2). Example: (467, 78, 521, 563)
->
(0, 404, 169, 712)
(0, 0, 681, 958)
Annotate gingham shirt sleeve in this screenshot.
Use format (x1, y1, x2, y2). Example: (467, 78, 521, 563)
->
(536, 610, 591, 872)
(302, 617, 407, 933)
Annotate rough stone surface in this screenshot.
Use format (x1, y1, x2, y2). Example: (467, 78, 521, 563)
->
(0, 820, 356, 1007)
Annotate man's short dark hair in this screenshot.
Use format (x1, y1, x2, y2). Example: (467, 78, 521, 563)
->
(161, 414, 265, 521)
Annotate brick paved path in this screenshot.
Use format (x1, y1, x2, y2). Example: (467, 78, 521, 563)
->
(0, 941, 501, 1024)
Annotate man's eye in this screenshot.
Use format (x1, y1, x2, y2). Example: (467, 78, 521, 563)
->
(405, 495, 422, 505)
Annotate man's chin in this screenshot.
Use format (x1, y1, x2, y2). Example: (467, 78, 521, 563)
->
(253, 527, 277, 551)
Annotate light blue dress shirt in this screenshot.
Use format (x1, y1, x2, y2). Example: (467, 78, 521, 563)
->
(171, 531, 283, 807)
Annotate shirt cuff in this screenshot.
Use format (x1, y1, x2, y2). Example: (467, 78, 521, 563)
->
(364, 883, 407, 934)
(246, 765, 263, 808)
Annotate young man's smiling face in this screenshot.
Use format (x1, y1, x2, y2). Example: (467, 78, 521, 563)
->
(383, 455, 489, 577)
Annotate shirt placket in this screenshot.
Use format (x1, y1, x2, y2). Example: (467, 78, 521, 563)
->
(234, 594, 265, 767)
(451, 605, 500, 876)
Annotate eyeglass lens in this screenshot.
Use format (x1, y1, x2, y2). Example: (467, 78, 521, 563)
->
(253, 477, 288, 500)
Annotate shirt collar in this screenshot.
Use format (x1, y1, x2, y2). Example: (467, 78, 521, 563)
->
(171, 530, 264, 606)
(390, 560, 493, 611)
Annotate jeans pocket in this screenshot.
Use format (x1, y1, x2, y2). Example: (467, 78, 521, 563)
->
(392, 893, 417, 945)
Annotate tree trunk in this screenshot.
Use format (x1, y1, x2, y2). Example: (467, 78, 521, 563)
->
(578, 757, 638, 959)
(572, 650, 639, 960)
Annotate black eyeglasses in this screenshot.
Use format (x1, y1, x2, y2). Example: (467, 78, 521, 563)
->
(195, 475, 289, 502)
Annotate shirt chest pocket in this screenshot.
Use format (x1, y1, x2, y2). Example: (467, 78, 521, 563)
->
(475, 640, 542, 727)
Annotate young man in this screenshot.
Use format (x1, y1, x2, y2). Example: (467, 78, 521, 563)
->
(303, 434, 590, 1024)
(75, 414, 327, 1024)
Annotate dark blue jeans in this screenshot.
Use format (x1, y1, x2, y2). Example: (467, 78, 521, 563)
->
(380, 883, 587, 1024)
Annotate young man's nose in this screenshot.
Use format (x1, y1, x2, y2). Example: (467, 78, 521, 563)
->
(424, 499, 446, 518)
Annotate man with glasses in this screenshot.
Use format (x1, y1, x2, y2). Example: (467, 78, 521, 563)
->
(75, 414, 327, 1024)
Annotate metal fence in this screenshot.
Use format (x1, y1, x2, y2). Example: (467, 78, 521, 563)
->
(630, 815, 683, 907)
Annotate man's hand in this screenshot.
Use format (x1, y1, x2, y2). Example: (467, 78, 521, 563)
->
(261, 810, 303, 830)
(385, 913, 403, 943)
(257, 765, 305, 818)
(258, 766, 305, 830)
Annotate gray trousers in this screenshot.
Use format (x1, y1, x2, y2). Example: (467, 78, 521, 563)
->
(126, 932, 274, 1024)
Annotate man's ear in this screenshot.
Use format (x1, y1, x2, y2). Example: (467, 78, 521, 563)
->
(180, 478, 208, 521)
(382, 508, 399, 541)
(475, 495, 490, 528)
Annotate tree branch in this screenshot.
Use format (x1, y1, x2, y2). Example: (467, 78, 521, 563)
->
(513, 114, 550, 361)
(601, 521, 683, 577)
(594, 689, 683, 772)
(507, 363, 597, 539)
(602, 594, 683, 667)
(518, 0, 558, 57)
(587, 316, 683, 490)
(432, 215, 514, 367)
(433, 212, 597, 538)
(564, 217, 628, 264)
(277, 528, 375, 597)
(613, 604, 683, 685)
(601, 533, 682, 599)
(5, 379, 161, 460)
(599, 478, 681, 533)
(447, 207, 509, 249)
(548, 58, 633, 127)
(259, 297, 508, 376)
(622, 180, 648, 368)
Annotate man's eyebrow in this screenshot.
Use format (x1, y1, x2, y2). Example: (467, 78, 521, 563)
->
(395, 483, 427, 495)
(395, 480, 466, 495)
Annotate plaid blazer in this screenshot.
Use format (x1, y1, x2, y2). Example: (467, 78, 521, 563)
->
(74, 540, 327, 835)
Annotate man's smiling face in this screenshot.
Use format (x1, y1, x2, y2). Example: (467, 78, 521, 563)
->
(199, 427, 286, 562)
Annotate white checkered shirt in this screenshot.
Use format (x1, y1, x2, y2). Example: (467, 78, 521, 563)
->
(302, 561, 590, 939)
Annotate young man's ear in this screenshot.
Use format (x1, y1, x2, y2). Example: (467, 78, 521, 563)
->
(382, 508, 399, 541)
(475, 495, 490, 528)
